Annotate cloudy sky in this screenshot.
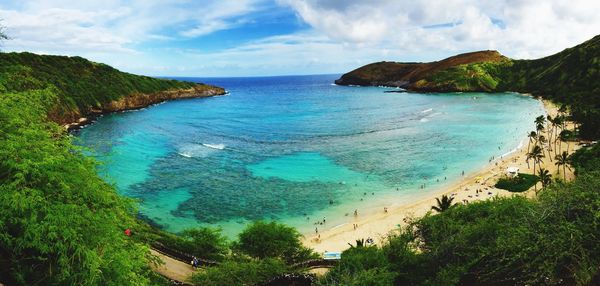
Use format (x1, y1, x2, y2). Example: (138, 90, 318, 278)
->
(1, 0, 599, 77)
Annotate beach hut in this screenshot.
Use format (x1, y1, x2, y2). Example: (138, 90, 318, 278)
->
(506, 166, 519, 178)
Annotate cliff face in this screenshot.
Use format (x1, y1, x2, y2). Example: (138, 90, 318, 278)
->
(335, 50, 507, 89)
(50, 84, 226, 128)
(101, 85, 224, 112)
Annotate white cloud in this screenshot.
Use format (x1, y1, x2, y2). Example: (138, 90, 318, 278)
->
(280, 0, 600, 59)
(0, 0, 266, 54)
(1, 0, 599, 76)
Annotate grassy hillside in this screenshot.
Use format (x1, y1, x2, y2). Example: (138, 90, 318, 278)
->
(0, 52, 222, 123)
(335, 50, 507, 87)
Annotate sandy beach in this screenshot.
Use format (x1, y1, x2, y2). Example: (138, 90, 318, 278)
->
(303, 99, 578, 253)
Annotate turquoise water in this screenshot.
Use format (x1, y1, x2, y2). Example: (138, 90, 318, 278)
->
(75, 75, 545, 237)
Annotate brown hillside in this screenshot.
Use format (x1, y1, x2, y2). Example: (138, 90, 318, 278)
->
(335, 50, 507, 87)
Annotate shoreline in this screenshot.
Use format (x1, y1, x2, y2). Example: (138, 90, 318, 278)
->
(63, 86, 227, 132)
(302, 98, 577, 253)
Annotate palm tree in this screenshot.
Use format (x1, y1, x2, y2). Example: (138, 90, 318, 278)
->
(555, 151, 571, 181)
(537, 135, 551, 162)
(558, 104, 568, 116)
(535, 115, 546, 134)
(553, 115, 564, 155)
(538, 168, 552, 189)
(546, 115, 554, 152)
(527, 145, 545, 193)
(550, 116, 560, 156)
(535, 115, 546, 126)
(527, 131, 537, 153)
(559, 130, 571, 154)
(431, 195, 454, 213)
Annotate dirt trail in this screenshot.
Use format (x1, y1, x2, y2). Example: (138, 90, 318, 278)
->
(150, 249, 196, 284)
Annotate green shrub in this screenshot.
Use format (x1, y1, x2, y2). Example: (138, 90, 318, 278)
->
(190, 258, 288, 286)
(320, 246, 393, 285)
(179, 228, 229, 261)
(494, 173, 538, 192)
(235, 221, 317, 264)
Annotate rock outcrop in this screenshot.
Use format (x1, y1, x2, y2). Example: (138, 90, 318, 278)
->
(57, 84, 226, 130)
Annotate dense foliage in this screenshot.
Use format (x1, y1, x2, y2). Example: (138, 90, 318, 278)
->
(235, 221, 317, 264)
(0, 51, 219, 285)
(0, 89, 151, 285)
(494, 173, 539, 192)
(188, 221, 315, 285)
(0, 52, 197, 121)
(191, 258, 289, 286)
(570, 143, 600, 175)
(135, 224, 229, 262)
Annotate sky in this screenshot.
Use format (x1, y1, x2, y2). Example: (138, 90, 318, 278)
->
(0, 0, 599, 77)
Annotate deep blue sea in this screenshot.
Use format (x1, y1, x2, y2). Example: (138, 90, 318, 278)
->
(76, 74, 545, 236)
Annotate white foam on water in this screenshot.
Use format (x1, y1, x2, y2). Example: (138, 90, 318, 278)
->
(202, 143, 226, 150)
(177, 143, 225, 158)
(178, 152, 192, 158)
(421, 108, 433, 113)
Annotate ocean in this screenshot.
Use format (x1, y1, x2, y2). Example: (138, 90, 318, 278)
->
(75, 74, 545, 237)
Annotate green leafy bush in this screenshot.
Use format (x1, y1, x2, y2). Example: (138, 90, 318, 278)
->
(319, 246, 393, 286)
(235, 221, 317, 264)
(494, 173, 539, 192)
(191, 258, 288, 286)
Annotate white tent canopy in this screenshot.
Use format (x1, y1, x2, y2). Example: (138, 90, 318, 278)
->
(506, 166, 519, 177)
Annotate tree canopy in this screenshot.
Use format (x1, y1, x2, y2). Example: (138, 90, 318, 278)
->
(0, 89, 151, 285)
(235, 221, 316, 264)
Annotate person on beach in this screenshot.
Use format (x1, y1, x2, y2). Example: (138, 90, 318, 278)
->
(315, 227, 318, 234)
(354, 209, 358, 216)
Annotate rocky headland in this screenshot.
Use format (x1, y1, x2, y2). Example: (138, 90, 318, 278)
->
(57, 84, 226, 130)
